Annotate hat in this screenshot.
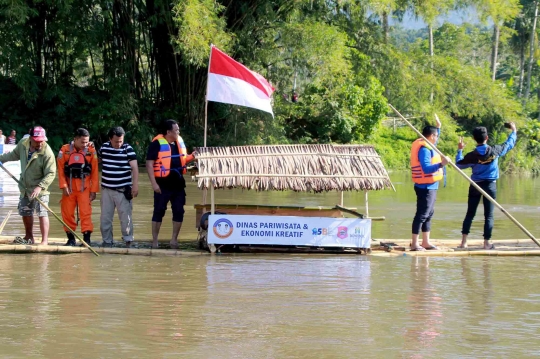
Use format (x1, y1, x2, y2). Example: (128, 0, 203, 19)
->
(30, 126, 48, 142)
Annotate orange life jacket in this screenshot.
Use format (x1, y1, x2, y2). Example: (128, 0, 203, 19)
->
(62, 142, 94, 179)
(410, 138, 443, 184)
(152, 135, 192, 178)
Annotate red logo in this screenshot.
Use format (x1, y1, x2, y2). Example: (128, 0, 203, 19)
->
(337, 226, 348, 239)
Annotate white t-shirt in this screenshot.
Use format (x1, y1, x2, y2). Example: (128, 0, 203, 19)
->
(0, 135, 5, 143)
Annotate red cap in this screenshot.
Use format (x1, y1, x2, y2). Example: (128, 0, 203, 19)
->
(30, 126, 48, 142)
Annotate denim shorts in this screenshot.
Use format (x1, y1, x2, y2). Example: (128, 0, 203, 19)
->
(18, 195, 49, 217)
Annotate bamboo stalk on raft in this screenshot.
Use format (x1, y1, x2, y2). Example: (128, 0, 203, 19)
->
(0, 210, 12, 235)
(388, 104, 540, 248)
(0, 163, 100, 257)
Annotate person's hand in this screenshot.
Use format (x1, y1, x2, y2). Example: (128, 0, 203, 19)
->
(30, 186, 42, 199)
(509, 122, 517, 132)
(152, 183, 161, 194)
(441, 156, 450, 166)
(434, 113, 442, 129)
(458, 136, 465, 150)
(131, 184, 139, 198)
(62, 187, 71, 197)
(89, 192, 97, 202)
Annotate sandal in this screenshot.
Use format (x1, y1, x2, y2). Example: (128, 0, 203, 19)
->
(14, 236, 29, 245)
(409, 247, 426, 251)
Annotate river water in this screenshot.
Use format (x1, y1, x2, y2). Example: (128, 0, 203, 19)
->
(1, 172, 540, 358)
(0, 254, 540, 358)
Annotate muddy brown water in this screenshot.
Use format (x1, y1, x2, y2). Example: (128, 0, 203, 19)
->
(1, 171, 540, 357)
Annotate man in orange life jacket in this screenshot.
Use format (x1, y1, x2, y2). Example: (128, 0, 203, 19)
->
(58, 128, 99, 246)
(410, 117, 450, 251)
(146, 120, 197, 249)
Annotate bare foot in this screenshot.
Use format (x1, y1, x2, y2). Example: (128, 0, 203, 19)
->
(38, 240, 48, 246)
(151, 241, 159, 249)
(170, 241, 179, 250)
(483, 241, 495, 250)
(457, 243, 468, 249)
(26, 237, 35, 245)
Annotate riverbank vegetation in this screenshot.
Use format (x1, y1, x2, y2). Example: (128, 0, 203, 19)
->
(1, 0, 540, 173)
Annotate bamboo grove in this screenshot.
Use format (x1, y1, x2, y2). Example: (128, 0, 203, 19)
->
(1, 0, 540, 172)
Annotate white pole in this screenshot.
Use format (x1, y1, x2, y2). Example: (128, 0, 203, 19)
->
(210, 179, 215, 215)
(202, 44, 214, 205)
(364, 190, 369, 218)
(204, 44, 214, 147)
(340, 191, 344, 206)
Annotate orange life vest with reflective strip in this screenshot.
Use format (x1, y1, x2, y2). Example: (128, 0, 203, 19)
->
(61, 143, 94, 179)
(152, 134, 189, 178)
(410, 138, 443, 184)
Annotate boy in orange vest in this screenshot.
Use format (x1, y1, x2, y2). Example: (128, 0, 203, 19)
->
(146, 120, 196, 249)
(58, 128, 99, 246)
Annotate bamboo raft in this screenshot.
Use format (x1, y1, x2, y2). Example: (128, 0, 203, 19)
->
(0, 237, 539, 257)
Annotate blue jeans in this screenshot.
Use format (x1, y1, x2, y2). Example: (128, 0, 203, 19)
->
(412, 187, 437, 234)
(461, 181, 496, 240)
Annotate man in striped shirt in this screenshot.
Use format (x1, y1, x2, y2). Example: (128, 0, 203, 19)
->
(98, 126, 139, 247)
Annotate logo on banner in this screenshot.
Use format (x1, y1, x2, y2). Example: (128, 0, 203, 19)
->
(354, 227, 366, 235)
(312, 228, 328, 235)
(213, 218, 234, 239)
(337, 226, 348, 239)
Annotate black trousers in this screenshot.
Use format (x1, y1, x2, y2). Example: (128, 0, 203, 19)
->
(461, 181, 497, 240)
(412, 187, 438, 235)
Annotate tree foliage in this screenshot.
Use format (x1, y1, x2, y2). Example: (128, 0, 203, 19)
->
(0, 0, 540, 172)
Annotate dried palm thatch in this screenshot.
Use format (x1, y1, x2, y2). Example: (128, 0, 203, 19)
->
(194, 144, 393, 192)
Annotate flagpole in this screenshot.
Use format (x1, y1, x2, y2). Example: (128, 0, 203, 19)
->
(202, 44, 214, 206)
(204, 44, 213, 148)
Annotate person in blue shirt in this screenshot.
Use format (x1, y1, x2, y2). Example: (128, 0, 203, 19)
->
(455, 122, 517, 249)
(410, 115, 450, 251)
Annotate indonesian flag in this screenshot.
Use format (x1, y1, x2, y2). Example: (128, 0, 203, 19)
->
(207, 46, 275, 116)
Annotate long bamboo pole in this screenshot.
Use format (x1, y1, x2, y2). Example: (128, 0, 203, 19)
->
(0, 164, 100, 256)
(0, 210, 12, 235)
(389, 104, 540, 247)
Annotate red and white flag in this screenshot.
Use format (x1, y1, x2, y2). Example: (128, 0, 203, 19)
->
(206, 46, 275, 116)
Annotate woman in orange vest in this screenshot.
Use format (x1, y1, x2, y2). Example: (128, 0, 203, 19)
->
(146, 119, 196, 249)
(410, 116, 449, 251)
(58, 128, 99, 246)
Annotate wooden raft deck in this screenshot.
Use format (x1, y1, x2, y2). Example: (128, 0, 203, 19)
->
(1, 237, 539, 257)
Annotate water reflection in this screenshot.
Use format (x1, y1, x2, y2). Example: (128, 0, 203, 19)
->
(459, 258, 497, 353)
(403, 257, 443, 358)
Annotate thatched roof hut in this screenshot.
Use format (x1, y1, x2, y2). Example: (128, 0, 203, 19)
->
(194, 144, 393, 192)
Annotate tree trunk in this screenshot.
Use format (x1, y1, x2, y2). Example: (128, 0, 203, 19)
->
(525, 0, 539, 99)
(383, 11, 389, 43)
(491, 25, 500, 81)
(518, 40, 525, 97)
(537, 87, 540, 120)
(429, 24, 434, 103)
(146, 0, 179, 108)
